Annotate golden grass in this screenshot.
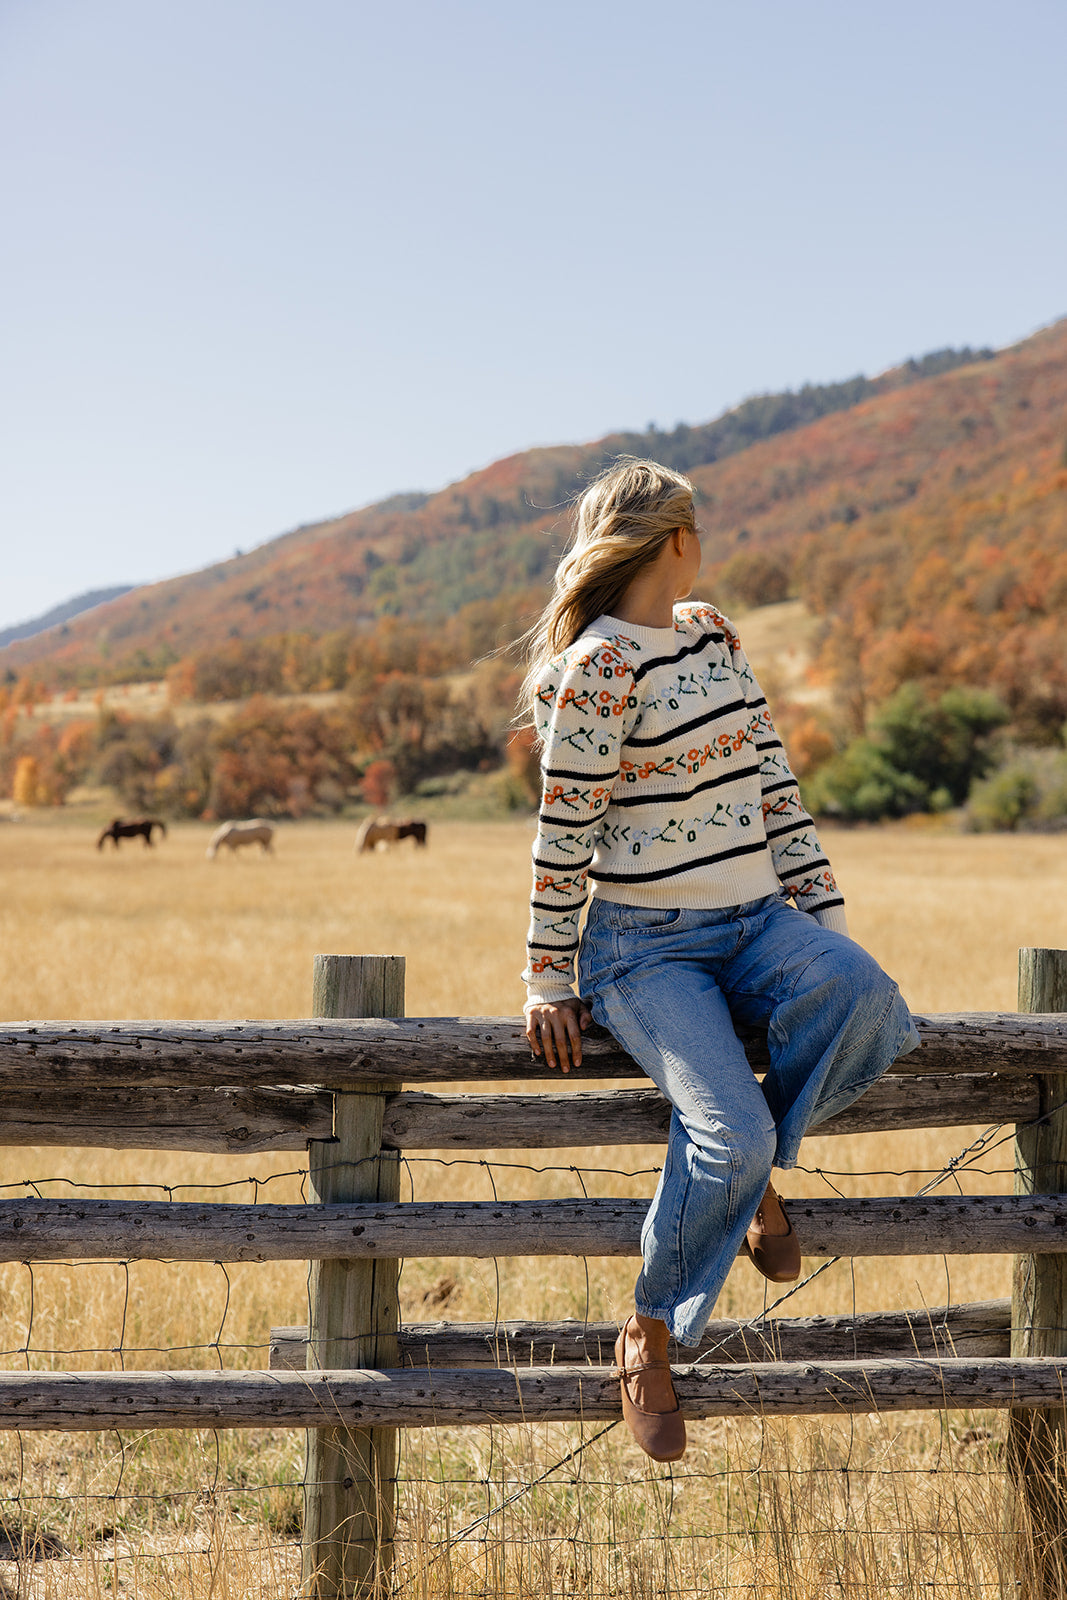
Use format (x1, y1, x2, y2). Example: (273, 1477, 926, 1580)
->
(5, 810, 1060, 1020)
(0, 814, 1064, 1597)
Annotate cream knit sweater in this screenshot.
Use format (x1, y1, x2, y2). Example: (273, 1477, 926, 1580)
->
(523, 601, 847, 1006)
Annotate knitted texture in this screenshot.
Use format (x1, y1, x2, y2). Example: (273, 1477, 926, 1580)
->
(523, 602, 845, 1004)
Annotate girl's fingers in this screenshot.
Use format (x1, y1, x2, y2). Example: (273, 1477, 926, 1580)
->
(563, 1010, 582, 1069)
(529, 1013, 558, 1070)
(525, 1007, 579, 1072)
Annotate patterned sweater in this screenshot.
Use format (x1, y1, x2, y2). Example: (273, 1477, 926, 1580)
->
(523, 601, 847, 1005)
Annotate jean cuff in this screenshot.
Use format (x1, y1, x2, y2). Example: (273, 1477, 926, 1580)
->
(897, 1023, 922, 1057)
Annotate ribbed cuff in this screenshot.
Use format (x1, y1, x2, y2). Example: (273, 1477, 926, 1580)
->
(524, 986, 577, 1011)
(811, 901, 849, 936)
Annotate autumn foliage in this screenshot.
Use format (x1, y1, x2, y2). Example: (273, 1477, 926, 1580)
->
(3, 321, 1066, 821)
(1, 647, 514, 817)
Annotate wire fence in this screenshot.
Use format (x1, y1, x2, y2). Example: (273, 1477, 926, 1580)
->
(0, 1095, 1043, 1600)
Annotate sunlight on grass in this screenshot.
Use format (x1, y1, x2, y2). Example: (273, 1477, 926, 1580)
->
(0, 816, 1064, 1596)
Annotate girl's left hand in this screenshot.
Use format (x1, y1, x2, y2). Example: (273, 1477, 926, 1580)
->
(524, 997, 594, 1074)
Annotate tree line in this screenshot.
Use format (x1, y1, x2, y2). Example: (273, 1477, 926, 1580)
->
(1, 629, 527, 819)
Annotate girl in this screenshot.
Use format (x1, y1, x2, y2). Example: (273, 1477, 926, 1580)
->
(521, 459, 919, 1462)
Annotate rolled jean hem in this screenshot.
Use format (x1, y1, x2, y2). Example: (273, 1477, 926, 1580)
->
(634, 1303, 706, 1346)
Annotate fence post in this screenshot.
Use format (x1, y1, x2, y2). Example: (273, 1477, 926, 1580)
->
(1010, 948, 1067, 1598)
(302, 955, 404, 1600)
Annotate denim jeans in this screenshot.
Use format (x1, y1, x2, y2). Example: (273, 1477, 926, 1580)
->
(577, 893, 920, 1346)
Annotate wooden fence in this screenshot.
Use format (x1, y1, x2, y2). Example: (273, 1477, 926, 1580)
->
(1, 949, 1067, 1599)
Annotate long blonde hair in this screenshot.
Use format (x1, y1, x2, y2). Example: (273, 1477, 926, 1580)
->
(520, 457, 696, 721)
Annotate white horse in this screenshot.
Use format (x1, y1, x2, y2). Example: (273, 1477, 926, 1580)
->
(206, 819, 274, 859)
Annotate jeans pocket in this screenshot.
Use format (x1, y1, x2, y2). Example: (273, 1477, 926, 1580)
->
(620, 907, 683, 934)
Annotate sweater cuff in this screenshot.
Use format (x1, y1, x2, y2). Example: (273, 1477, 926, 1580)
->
(811, 902, 849, 937)
(524, 985, 578, 1011)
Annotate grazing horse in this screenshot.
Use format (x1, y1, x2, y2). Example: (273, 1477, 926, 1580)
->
(355, 816, 429, 852)
(206, 819, 274, 859)
(97, 817, 167, 850)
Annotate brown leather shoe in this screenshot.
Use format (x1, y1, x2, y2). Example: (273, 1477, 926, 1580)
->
(612, 1316, 687, 1462)
(744, 1185, 801, 1283)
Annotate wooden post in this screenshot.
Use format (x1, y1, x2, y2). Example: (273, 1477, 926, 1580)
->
(302, 956, 404, 1600)
(1010, 948, 1067, 1599)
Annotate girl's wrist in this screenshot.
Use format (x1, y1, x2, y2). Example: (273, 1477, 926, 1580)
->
(524, 991, 576, 1013)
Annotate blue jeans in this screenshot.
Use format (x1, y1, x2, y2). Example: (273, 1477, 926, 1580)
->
(577, 894, 920, 1346)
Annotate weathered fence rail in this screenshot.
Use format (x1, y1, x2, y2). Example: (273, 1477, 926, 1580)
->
(1, 1354, 1067, 1431)
(1, 1192, 1067, 1261)
(2, 1010, 1067, 1087)
(0, 1073, 1039, 1150)
(2, 952, 1066, 1599)
(270, 1298, 1013, 1369)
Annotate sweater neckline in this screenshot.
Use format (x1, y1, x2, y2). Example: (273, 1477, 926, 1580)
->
(594, 610, 681, 647)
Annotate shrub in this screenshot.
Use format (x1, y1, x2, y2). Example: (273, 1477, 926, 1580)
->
(205, 697, 356, 819)
(503, 728, 540, 805)
(871, 684, 1009, 805)
(782, 714, 835, 779)
(966, 749, 1067, 831)
(804, 684, 1010, 821)
(803, 739, 928, 822)
(965, 764, 1038, 831)
(12, 755, 40, 807)
(361, 759, 396, 809)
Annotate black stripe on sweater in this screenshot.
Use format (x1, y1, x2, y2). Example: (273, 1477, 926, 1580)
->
(779, 854, 831, 876)
(764, 818, 817, 843)
(542, 764, 620, 782)
(537, 804, 608, 828)
(590, 837, 769, 885)
(628, 631, 724, 684)
(625, 698, 749, 748)
(532, 853, 594, 873)
(608, 762, 761, 808)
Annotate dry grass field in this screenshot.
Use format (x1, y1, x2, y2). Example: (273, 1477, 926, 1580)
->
(0, 813, 1065, 1598)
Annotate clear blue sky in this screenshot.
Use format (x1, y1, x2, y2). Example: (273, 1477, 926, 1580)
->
(2, 0, 1065, 631)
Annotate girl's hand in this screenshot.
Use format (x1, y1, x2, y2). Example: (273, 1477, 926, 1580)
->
(524, 997, 594, 1074)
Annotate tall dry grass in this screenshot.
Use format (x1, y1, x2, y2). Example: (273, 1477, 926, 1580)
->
(0, 814, 1064, 1597)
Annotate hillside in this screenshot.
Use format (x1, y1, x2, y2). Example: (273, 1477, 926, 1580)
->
(0, 585, 132, 650)
(5, 320, 1066, 821)
(683, 319, 1067, 738)
(0, 339, 1017, 686)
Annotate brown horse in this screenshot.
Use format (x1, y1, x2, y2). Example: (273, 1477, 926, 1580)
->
(355, 816, 429, 852)
(97, 818, 167, 850)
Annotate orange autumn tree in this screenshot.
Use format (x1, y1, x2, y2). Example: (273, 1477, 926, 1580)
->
(12, 755, 40, 807)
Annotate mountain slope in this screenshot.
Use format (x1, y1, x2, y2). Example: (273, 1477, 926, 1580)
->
(0, 586, 133, 650)
(683, 321, 1067, 735)
(2, 325, 1062, 701)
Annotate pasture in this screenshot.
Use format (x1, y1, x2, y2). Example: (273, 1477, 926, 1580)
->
(0, 815, 1066, 1597)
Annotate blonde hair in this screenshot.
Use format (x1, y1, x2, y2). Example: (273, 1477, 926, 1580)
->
(520, 457, 696, 721)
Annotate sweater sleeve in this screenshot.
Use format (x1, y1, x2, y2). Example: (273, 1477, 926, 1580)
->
(522, 641, 637, 1006)
(720, 615, 847, 926)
